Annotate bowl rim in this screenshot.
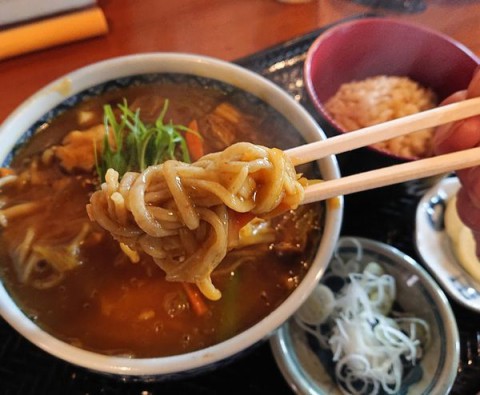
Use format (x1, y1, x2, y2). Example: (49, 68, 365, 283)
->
(270, 236, 460, 395)
(303, 17, 480, 162)
(0, 52, 344, 376)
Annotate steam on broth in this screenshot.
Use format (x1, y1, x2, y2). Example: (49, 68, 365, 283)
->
(0, 79, 323, 357)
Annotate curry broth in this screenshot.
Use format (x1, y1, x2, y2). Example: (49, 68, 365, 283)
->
(0, 81, 322, 357)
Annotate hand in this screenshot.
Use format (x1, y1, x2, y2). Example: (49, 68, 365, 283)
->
(433, 67, 480, 255)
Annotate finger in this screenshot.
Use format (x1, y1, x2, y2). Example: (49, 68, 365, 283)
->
(433, 67, 480, 155)
(458, 165, 480, 206)
(440, 90, 467, 106)
(467, 66, 480, 98)
(457, 187, 480, 232)
(433, 116, 480, 154)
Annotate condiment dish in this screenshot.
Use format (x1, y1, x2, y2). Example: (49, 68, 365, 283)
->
(271, 237, 459, 394)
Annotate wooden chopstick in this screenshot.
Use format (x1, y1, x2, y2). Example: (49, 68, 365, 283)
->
(286, 96, 480, 204)
(287, 97, 480, 166)
(302, 146, 480, 204)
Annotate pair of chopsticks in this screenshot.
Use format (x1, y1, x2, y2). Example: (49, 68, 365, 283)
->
(285, 97, 480, 204)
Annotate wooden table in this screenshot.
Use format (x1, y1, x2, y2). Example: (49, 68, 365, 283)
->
(1, 0, 479, 124)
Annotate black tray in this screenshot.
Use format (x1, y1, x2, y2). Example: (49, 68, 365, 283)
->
(1, 14, 479, 395)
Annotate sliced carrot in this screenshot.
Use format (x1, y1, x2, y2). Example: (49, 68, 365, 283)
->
(185, 119, 204, 162)
(0, 168, 14, 177)
(182, 282, 209, 317)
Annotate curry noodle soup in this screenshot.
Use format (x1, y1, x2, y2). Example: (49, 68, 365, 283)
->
(0, 76, 323, 358)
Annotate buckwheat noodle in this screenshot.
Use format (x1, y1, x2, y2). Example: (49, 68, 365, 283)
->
(87, 142, 306, 300)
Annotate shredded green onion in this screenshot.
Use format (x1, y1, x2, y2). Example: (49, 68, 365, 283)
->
(95, 99, 195, 182)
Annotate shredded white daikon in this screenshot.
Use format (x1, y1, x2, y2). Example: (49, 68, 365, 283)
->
(295, 239, 430, 395)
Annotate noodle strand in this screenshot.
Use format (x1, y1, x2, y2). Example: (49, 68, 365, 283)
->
(87, 142, 305, 300)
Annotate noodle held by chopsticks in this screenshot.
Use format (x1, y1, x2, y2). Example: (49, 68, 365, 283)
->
(87, 142, 306, 300)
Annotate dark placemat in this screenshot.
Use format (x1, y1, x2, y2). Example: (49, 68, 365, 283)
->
(1, 13, 479, 395)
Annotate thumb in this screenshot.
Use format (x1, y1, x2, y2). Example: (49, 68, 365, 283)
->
(467, 66, 480, 98)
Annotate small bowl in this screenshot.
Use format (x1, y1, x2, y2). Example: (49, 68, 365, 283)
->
(304, 17, 479, 169)
(271, 236, 460, 395)
(0, 53, 343, 378)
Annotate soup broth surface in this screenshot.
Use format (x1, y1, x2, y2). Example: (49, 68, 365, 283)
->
(0, 79, 323, 357)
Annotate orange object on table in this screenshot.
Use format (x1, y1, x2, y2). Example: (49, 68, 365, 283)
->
(0, 6, 108, 61)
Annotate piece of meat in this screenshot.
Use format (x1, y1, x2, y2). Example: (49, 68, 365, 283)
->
(55, 124, 105, 172)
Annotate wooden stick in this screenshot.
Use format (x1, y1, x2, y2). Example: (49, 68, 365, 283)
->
(302, 146, 480, 204)
(287, 97, 480, 166)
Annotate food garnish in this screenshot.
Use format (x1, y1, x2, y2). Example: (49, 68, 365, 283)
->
(295, 239, 430, 395)
(95, 99, 200, 182)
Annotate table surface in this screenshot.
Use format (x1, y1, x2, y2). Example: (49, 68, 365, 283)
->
(1, 1, 480, 394)
(1, 0, 480, 124)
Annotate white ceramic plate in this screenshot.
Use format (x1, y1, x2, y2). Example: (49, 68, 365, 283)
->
(270, 237, 459, 395)
(415, 176, 480, 312)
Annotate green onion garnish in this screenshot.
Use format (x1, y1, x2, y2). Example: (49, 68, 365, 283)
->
(95, 99, 195, 183)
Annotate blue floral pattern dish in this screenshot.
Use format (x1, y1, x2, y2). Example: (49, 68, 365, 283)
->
(270, 237, 459, 395)
(415, 176, 480, 312)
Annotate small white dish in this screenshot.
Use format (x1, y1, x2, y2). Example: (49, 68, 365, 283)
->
(270, 236, 459, 395)
(415, 176, 480, 311)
